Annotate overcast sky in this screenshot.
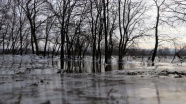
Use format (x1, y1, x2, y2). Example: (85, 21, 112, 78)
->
(138, 0, 186, 49)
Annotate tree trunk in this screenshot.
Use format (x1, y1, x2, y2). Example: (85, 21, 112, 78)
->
(118, 0, 123, 62)
(151, 7, 160, 66)
(60, 0, 66, 69)
(103, 0, 108, 64)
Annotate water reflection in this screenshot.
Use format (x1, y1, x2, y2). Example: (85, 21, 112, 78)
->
(1, 55, 186, 104)
(60, 59, 142, 73)
(0, 55, 184, 75)
(154, 81, 161, 104)
(1, 74, 186, 104)
(0, 58, 152, 75)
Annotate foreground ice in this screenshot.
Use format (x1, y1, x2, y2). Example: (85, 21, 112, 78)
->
(1, 73, 186, 104)
(0, 55, 186, 104)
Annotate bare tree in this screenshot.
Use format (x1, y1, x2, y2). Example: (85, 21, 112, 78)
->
(89, 0, 104, 62)
(0, 0, 11, 54)
(166, 0, 186, 23)
(43, 16, 55, 57)
(18, 0, 47, 55)
(17, 0, 28, 55)
(118, 0, 148, 62)
(102, 0, 109, 64)
(46, 0, 78, 68)
(151, 0, 165, 66)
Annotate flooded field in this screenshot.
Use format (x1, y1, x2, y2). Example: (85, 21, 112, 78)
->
(0, 55, 186, 104)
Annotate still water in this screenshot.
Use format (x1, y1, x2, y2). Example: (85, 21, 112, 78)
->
(1, 73, 186, 104)
(0, 55, 186, 104)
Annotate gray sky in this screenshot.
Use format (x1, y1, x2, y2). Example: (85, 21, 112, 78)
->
(138, 0, 186, 49)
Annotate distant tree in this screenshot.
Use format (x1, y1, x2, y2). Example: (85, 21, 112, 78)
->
(17, 0, 27, 55)
(158, 47, 171, 56)
(0, 0, 11, 54)
(43, 16, 55, 57)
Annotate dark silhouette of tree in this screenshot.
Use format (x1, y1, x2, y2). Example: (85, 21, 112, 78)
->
(151, 0, 165, 66)
(118, 0, 148, 62)
(18, 0, 47, 55)
(0, 0, 11, 54)
(103, 0, 109, 64)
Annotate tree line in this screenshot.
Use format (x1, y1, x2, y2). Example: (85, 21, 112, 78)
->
(0, 0, 185, 66)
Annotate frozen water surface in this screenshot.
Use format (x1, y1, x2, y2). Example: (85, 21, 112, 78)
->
(0, 55, 186, 104)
